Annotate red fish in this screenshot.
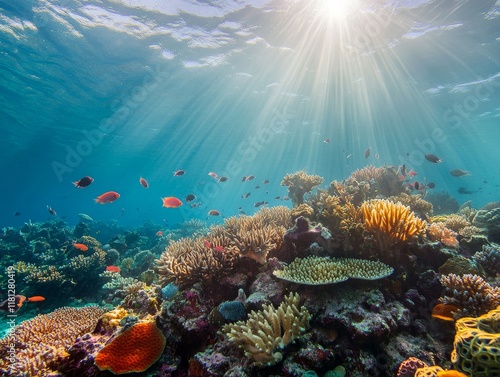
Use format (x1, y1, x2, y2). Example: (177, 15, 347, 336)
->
(106, 265, 120, 273)
(408, 169, 418, 177)
(73, 176, 94, 188)
(139, 177, 149, 188)
(27, 296, 45, 302)
(156, 230, 163, 237)
(95, 191, 120, 204)
(74, 243, 88, 251)
(161, 197, 183, 208)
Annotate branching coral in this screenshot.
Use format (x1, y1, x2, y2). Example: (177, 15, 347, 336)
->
(281, 171, 323, 205)
(0, 306, 105, 376)
(291, 203, 314, 220)
(361, 199, 427, 252)
(451, 306, 500, 377)
(473, 244, 500, 277)
(222, 292, 310, 366)
(273, 256, 393, 285)
(439, 274, 500, 319)
(428, 222, 459, 248)
(388, 193, 433, 219)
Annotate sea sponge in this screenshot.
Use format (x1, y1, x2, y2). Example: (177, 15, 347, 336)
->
(222, 292, 310, 366)
(281, 171, 323, 205)
(95, 321, 166, 374)
(361, 199, 427, 252)
(451, 306, 500, 377)
(273, 256, 393, 285)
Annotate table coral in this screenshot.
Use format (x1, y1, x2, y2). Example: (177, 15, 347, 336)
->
(272, 256, 393, 285)
(281, 171, 324, 205)
(451, 306, 500, 377)
(0, 306, 105, 376)
(222, 292, 310, 366)
(94, 321, 166, 374)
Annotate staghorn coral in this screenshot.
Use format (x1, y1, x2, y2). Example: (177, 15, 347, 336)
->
(361, 199, 427, 251)
(388, 193, 433, 219)
(439, 274, 500, 318)
(451, 306, 500, 377)
(291, 203, 314, 220)
(222, 292, 310, 366)
(95, 321, 166, 374)
(281, 171, 323, 205)
(473, 244, 500, 277)
(428, 222, 459, 248)
(0, 306, 105, 377)
(272, 256, 393, 285)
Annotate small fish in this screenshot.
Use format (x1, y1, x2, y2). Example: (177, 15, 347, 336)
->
(78, 213, 94, 222)
(408, 169, 417, 177)
(458, 187, 475, 195)
(426, 182, 436, 189)
(401, 164, 407, 176)
(73, 176, 94, 188)
(95, 191, 120, 204)
(414, 181, 420, 190)
(218, 176, 228, 182)
(161, 197, 183, 208)
(106, 265, 121, 273)
(242, 192, 251, 199)
(244, 175, 255, 181)
(255, 185, 260, 189)
(47, 205, 57, 216)
(190, 202, 201, 208)
(364, 148, 371, 158)
(283, 196, 290, 201)
(27, 296, 45, 302)
(374, 153, 379, 159)
(431, 303, 459, 321)
(139, 177, 149, 188)
(156, 230, 163, 237)
(173, 170, 185, 176)
(0, 295, 26, 312)
(74, 243, 88, 251)
(207, 210, 220, 216)
(424, 153, 442, 163)
(254, 201, 268, 208)
(263, 179, 269, 184)
(14, 211, 21, 216)
(450, 169, 470, 177)
(208, 172, 218, 179)
(275, 196, 281, 200)
(185, 194, 196, 202)
(323, 138, 330, 143)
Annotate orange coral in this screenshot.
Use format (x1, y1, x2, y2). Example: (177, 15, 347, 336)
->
(428, 222, 459, 248)
(436, 371, 468, 377)
(95, 321, 166, 374)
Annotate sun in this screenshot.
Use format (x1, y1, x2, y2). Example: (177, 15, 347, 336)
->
(320, 0, 353, 20)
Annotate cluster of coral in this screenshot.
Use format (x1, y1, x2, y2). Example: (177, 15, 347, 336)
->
(1, 167, 500, 377)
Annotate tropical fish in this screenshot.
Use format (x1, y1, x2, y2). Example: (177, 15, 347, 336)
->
(95, 191, 120, 204)
(407, 169, 417, 177)
(458, 187, 475, 195)
(283, 196, 290, 201)
(208, 172, 218, 179)
(275, 196, 281, 200)
(450, 169, 470, 177)
(47, 205, 57, 216)
(74, 243, 88, 251)
(0, 295, 26, 312)
(426, 182, 436, 189)
(139, 177, 149, 188)
(156, 231, 163, 237)
(431, 303, 459, 321)
(218, 176, 228, 182)
(255, 185, 260, 189)
(254, 201, 268, 207)
(106, 265, 120, 273)
(374, 153, 379, 159)
(263, 180, 269, 184)
(173, 170, 185, 176)
(364, 148, 371, 158)
(207, 210, 220, 216)
(27, 296, 45, 302)
(14, 211, 21, 216)
(78, 213, 94, 222)
(73, 176, 94, 188)
(185, 194, 196, 202)
(323, 138, 330, 143)
(161, 197, 183, 208)
(424, 153, 442, 163)
(242, 175, 254, 181)
(242, 192, 251, 199)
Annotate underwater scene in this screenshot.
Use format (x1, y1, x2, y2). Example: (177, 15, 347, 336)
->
(1, 0, 500, 376)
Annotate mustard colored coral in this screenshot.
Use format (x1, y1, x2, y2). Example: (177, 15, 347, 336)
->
(222, 292, 310, 366)
(451, 306, 500, 377)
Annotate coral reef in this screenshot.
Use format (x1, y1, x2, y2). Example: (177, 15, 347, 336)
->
(397, 356, 428, 377)
(272, 256, 393, 285)
(281, 171, 324, 205)
(0, 306, 105, 376)
(222, 292, 310, 366)
(473, 244, 500, 278)
(388, 193, 433, 219)
(472, 204, 500, 242)
(428, 222, 459, 248)
(451, 306, 500, 377)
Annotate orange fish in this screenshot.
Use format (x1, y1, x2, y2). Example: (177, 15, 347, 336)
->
(74, 243, 88, 251)
(139, 177, 149, 188)
(161, 197, 183, 208)
(156, 230, 163, 237)
(106, 266, 120, 273)
(27, 296, 45, 302)
(95, 191, 120, 204)
(432, 303, 459, 321)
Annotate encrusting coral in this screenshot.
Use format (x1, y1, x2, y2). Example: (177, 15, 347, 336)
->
(439, 274, 500, 318)
(0, 306, 105, 376)
(281, 171, 323, 205)
(272, 256, 393, 285)
(222, 292, 310, 366)
(451, 306, 500, 377)
(94, 321, 166, 374)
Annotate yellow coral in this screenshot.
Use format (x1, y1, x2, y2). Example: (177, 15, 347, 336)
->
(281, 171, 323, 205)
(101, 307, 129, 332)
(361, 199, 427, 251)
(222, 292, 310, 366)
(291, 203, 314, 220)
(415, 366, 444, 377)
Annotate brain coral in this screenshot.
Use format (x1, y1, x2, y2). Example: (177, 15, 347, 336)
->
(273, 256, 393, 285)
(0, 306, 105, 376)
(451, 306, 500, 377)
(94, 321, 166, 374)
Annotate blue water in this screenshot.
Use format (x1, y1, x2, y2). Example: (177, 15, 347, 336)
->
(1, 0, 499, 229)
